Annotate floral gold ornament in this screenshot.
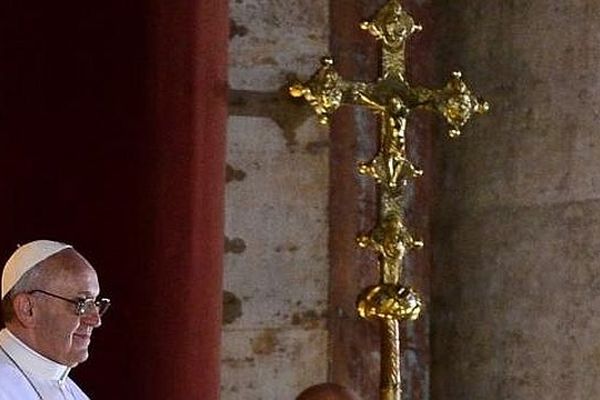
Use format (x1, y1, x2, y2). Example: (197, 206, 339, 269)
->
(290, 1, 488, 399)
(357, 284, 422, 321)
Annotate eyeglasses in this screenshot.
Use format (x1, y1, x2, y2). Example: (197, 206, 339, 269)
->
(28, 290, 111, 317)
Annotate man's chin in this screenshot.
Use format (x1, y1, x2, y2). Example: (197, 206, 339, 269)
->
(66, 349, 90, 367)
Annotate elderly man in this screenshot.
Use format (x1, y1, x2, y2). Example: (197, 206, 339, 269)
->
(0, 240, 109, 399)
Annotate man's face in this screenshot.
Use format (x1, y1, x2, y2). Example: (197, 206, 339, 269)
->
(31, 250, 102, 367)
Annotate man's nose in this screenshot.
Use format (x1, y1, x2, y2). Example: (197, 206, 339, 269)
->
(81, 309, 102, 327)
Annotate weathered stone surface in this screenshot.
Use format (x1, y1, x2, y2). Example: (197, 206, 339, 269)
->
(434, 200, 600, 399)
(437, 2, 600, 211)
(224, 116, 329, 328)
(221, 328, 328, 399)
(433, 1, 600, 399)
(222, 116, 329, 399)
(225, 0, 330, 396)
(229, 0, 329, 91)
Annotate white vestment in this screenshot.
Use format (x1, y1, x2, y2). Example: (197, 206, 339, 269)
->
(0, 329, 90, 400)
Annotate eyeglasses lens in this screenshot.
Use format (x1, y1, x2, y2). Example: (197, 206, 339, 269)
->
(76, 298, 111, 316)
(97, 298, 111, 316)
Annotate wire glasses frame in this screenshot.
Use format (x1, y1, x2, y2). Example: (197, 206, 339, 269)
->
(28, 289, 111, 317)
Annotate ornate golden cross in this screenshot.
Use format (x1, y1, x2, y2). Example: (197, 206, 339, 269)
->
(290, 1, 488, 399)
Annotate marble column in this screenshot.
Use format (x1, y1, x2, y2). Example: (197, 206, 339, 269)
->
(432, 2, 600, 399)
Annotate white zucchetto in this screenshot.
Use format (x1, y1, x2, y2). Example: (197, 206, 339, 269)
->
(1, 240, 72, 299)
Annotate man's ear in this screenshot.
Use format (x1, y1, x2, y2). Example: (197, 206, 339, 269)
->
(12, 293, 36, 328)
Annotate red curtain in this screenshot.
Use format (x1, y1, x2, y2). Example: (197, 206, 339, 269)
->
(0, 1, 228, 399)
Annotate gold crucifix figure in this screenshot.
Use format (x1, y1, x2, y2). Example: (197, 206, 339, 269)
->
(290, 1, 489, 399)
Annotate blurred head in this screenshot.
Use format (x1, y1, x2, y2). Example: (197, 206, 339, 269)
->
(1, 241, 105, 367)
(297, 383, 360, 400)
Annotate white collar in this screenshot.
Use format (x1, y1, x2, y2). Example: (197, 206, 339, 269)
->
(0, 328, 71, 383)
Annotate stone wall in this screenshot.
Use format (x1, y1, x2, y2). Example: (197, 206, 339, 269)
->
(432, 2, 600, 399)
(222, 0, 330, 398)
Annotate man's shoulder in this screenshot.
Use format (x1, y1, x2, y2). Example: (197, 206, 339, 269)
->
(0, 362, 31, 399)
(0, 360, 23, 380)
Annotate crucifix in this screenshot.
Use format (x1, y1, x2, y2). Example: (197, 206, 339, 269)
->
(290, 1, 489, 399)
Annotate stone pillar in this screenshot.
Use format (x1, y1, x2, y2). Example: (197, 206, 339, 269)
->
(432, 2, 600, 399)
(223, 0, 330, 398)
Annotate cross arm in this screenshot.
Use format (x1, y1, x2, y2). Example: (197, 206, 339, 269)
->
(411, 71, 490, 137)
(289, 56, 389, 124)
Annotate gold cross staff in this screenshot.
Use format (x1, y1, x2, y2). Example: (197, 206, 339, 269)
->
(290, 1, 489, 399)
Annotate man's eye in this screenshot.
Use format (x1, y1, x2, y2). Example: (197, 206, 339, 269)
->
(77, 298, 94, 307)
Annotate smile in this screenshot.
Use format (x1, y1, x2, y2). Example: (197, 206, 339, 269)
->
(72, 333, 92, 343)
